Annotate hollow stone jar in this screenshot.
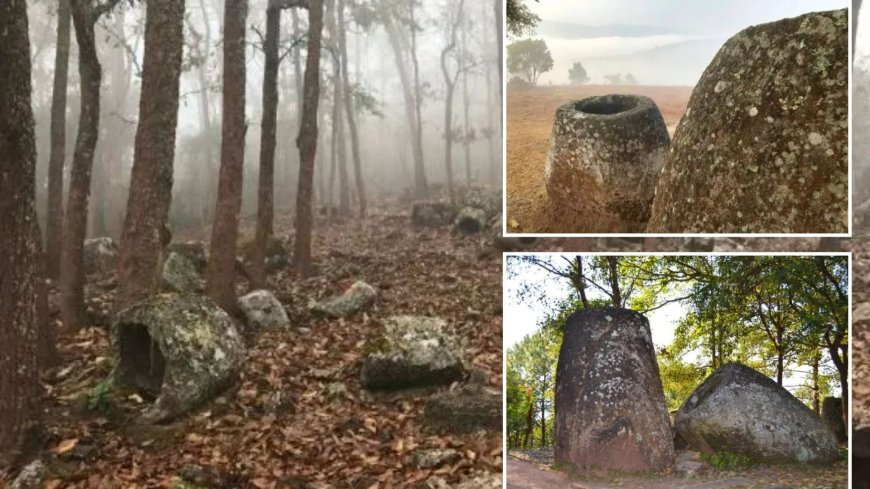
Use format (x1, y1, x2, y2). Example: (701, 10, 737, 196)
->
(544, 94, 669, 231)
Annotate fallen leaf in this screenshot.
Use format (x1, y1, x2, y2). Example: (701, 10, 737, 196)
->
(52, 438, 79, 454)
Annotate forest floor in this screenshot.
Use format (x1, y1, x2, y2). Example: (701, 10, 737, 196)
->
(505, 84, 693, 234)
(507, 450, 847, 489)
(3, 197, 504, 488)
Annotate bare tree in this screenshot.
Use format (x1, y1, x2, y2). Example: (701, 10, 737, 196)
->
(439, 0, 467, 204)
(293, 0, 325, 276)
(60, 0, 123, 330)
(206, 0, 248, 312)
(338, 0, 366, 217)
(252, 0, 309, 286)
(116, 0, 186, 310)
(0, 0, 42, 462)
(46, 0, 72, 279)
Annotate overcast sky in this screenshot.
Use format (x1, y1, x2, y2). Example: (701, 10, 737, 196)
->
(527, 0, 849, 37)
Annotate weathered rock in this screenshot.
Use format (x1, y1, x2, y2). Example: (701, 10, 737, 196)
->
(112, 294, 244, 423)
(821, 396, 847, 443)
(454, 207, 488, 235)
(456, 186, 500, 219)
(544, 94, 669, 232)
(83, 237, 118, 275)
(554, 308, 674, 473)
(411, 201, 456, 227)
(361, 316, 466, 390)
(424, 382, 501, 433)
(9, 460, 46, 489)
(411, 448, 461, 469)
(238, 289, 290, 330)
(675, 363, 839, 464)
(167, 241, 207, 272)
(425, 472, 502, 489)
(648, 9, 848, 233)
(312, 280, 377, 318)
(676, 460, 708, 478)
(161, 251, 202, 293)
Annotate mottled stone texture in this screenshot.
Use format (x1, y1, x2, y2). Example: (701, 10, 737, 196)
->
(161, 251, 202, 293)
(238, 289, 290, 330)
(554, 308, 674, 473)
(361, 316, 466, 390)
(83, 237, 118, 275)
(544, 95, 669, 232)
(312, 280, 377, 318)
(411, 201, 456, 227)
(112, 294, 244, 424)
(821, 396, 846, 443)
(454, 207, 488, 235)
(649, 9, 847, 233)
(675, 363, 838, 464)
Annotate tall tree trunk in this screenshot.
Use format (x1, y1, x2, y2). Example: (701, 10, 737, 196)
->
(46, 0, 72, 279)
(293, 0, 324, 276)
(291, 8, 304, 125)
(440, 5, 461, 205)
(776, 326, 784, 385)
(539, 396, 546, 448)
(331, 4, 350, 217)
(252, 3, 281, 287)
(383, 16, 425, 196)
(461, 13, 472, 186)
(62, 0, 114, 330)
(197, 0, 216, 226)
(811, 355, 820, 414)
(523, 391, 534, 449)
(206, 0, 248, 312)
(0, 0, 42, 461)
(338, 0, 366, 217)
(117, 0, 185, 310)
(408, 1, 427, 197)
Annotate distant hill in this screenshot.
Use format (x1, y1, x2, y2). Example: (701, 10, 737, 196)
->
(580, 37, 726, 86)
(538, 20, 696, 39)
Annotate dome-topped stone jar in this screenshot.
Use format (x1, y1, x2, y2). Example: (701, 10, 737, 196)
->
(544, 94, 669, 232)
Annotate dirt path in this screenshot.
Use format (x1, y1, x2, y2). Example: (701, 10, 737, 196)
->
(507, 455, 847, 489)
(505, 85, 692, 234)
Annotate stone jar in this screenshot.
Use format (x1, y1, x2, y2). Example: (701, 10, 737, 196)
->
(544, 94, 669, 232)
(554, 308, 674, 474)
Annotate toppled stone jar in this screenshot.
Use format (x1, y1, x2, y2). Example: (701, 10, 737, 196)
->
(544, 94, 669, 232)
(112, 294, 244, 424)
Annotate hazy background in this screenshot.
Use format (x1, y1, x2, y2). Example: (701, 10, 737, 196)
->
(525, 0, 849, 86)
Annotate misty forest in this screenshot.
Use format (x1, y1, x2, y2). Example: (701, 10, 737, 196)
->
(0, 0, 505, 486)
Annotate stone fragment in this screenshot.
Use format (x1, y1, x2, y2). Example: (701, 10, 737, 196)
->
(238, 289, 290, 330)
(161, 251, 201, 293)
(361, 315, 466, 390)
(83, 237, 118, 275)
(424, 382, 501, 433)
(411, 201, 456, 227)
(311, 280, 377, 318)
(454, 207, 488, 235)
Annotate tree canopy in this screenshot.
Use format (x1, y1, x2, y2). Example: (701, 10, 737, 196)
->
(505, 255, 849, 449)
(507, 38, 553, 86)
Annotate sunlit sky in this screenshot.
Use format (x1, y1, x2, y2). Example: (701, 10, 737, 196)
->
(520, 0, 849, 85)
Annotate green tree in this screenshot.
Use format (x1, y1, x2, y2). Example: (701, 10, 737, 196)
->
(507, 38, 553, 86)
(568, 61, 590, 85)
(506, 0, 539, 38)
(507, 327, 560, 448)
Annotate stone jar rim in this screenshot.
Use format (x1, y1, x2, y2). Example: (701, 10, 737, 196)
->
(562, 94, 651, 119)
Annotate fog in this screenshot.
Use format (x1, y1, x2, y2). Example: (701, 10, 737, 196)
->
(523, 0, 848, 86)
(26, 0, 501, 238)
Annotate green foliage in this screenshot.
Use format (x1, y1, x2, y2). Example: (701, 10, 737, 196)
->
(568, 62, 590, 85)
(700, 450, 753, 471)
(506, 326, 561, 449)
(349, 83, 384, 118)
(507, 39, 553, 86)
(507, 0, 540, 38)
(88, 377, 114, 413)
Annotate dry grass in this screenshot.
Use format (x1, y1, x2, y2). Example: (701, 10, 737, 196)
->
(505, 85, 693, 234)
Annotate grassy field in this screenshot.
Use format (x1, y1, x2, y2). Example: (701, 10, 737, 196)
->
(505, 85, 693, 234)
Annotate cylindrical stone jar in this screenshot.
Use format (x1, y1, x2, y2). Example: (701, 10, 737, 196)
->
(544, 94, 669, 231)
(554, 308, 674, 473)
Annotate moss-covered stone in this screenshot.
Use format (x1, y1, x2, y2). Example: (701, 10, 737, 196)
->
(544, 94, 670, 232)
(238, 289, 290, 330)
(411, 201, 456, 227)
(648, 9, 848, 233)
(167, 241, 207, 273)
(112, 294, 244, 424)
(675, 363, 838, 464)
(361, 316, 466, 390)
(423, 382, 500, 433)
(311, 281, 377, 318)
(83, 237, 118, 276)
(162, 251, 202, 293)
(454, 206, 488, 235)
